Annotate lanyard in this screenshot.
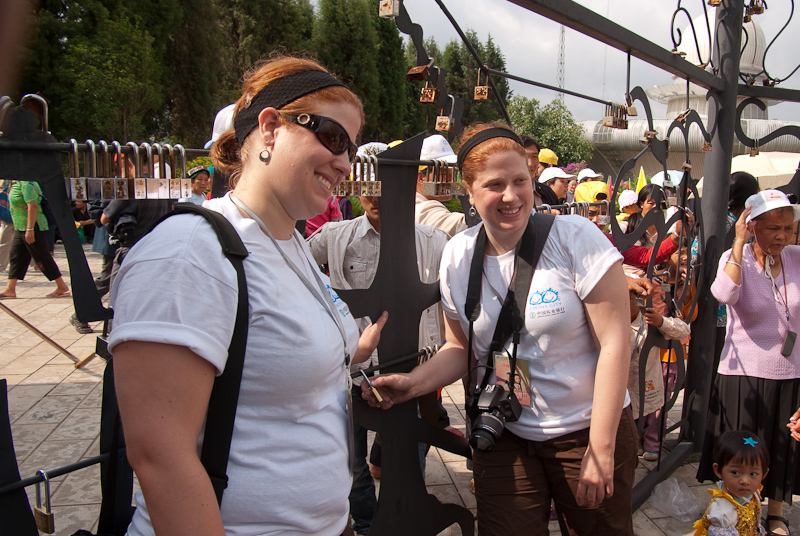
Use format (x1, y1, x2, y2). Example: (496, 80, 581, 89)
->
(230, 194, 352, 369)
(755, 246, 790, 323)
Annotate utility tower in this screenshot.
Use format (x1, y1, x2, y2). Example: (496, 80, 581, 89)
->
(557, 24, 565, 102)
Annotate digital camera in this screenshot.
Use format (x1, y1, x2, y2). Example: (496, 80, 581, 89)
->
(466, 384, 522, 452)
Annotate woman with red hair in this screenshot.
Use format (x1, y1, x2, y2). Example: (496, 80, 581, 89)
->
(110, 56, 385, 536)
(366, 123, 635, 535)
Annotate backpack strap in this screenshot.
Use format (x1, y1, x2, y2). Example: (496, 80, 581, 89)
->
(160, 203, 249, 505)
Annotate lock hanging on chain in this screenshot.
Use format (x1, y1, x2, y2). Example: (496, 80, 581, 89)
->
(474, 68, 492, 100)
(435, 95, 455, 132)
(378, 0, 400, 18)
(34, 470, 55, 533)
(602, 102, 628, 130)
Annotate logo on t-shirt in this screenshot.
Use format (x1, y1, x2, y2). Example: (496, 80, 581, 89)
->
(528, 287, 565, 319)
(326, 284, 351, 318)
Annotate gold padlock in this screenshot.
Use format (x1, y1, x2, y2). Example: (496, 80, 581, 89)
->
(34, 470, 55, 534)
(378, 0, 399, 18)
(702, 141, 712, 151)
(435, 113, 451, 132)
(420, 80, 438, 103)
(707, 0, 721, 5)
(750, 144, 760, 157)
(474, 68, 492, 100)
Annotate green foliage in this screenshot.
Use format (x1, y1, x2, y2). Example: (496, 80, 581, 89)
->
(188, 156, 214, 170)
(315, 0, 380, 139)
(58, 14, 164, 142)
(443, 196, 464, 213)
(371, 15, 406, 142)
(17, 0, 519, 151)
(508, 96, 593, 166)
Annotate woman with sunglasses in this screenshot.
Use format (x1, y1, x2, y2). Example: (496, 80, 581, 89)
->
(109, 56, 386, 536)
(364, 123, 636, 535)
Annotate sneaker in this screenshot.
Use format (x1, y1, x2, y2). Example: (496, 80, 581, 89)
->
(69, 314, 93, 334)
(642, 451, 659, 461)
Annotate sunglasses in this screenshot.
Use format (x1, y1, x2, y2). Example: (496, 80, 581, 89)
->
(284, 113, 358, 163)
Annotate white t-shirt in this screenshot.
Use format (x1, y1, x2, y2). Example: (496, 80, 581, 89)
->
(109, 193, 359, 536)
(440, 214, 627, 441)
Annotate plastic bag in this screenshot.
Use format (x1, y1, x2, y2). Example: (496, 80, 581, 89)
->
(649, 477, 705, 523)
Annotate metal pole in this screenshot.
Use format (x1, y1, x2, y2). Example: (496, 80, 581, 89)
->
(0, 302, 81, 365)
(685, 0, 744, 450)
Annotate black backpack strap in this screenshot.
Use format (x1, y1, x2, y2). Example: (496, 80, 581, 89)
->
(467, 213, 555, 391)
(160, 204, 249, 505)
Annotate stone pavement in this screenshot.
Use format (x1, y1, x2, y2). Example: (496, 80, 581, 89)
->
(2, 242, 799, 535)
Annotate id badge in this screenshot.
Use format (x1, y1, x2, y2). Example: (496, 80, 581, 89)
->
(782, 330, 797, 357)
(494, 352, 531, 407)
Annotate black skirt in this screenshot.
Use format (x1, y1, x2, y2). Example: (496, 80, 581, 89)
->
(697, 373, 800, 503)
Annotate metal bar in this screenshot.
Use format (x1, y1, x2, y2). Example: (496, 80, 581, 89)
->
(487, 68, 610, 105)
(505, 0, 725, 91)
(355, 346, 438, 377)
(631, 442, 694, 510)
(433, 0, 512, 125)
(685, 0, 744, 452)
(737, 84, 800, 103)
(0, 140, 209, 158)
(0, 454, 108, 495)
(0, 302, 80, 364)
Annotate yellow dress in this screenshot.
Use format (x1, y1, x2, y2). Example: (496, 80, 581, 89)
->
(693, 483, 762, 536)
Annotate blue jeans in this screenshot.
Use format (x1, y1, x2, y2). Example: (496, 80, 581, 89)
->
(350, 386, 377, 535)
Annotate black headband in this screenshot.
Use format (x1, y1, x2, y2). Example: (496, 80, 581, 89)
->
(456, 127, 523, 170)
(233, 70, 347, 146)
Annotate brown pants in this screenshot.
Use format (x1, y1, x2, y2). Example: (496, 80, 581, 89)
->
(472, 406, 638, 536)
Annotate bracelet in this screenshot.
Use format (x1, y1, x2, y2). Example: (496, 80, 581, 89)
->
(726, 260, 742, 268)
(25, 228, 34, 231)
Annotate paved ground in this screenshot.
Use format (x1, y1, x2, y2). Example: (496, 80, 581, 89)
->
(2, 242, 800, 535)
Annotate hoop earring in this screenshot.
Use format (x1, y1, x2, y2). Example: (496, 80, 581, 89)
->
(259, 147, 272, 164)
(468, 206, 477, 217)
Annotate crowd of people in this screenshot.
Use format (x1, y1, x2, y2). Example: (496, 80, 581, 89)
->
(3, 53, 800, 536)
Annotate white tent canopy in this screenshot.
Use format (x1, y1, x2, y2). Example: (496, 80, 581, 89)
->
(697, 152, 800, 195)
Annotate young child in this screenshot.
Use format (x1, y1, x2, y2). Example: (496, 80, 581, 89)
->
(693, 430, 769, 536)
(628, 278, 690, 461)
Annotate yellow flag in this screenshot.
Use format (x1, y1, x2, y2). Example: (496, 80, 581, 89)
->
(635, 166, 647, 193)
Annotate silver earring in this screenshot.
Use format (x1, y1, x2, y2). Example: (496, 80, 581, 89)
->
(468, 206, 477, 217)
(259, 147, 272, 163)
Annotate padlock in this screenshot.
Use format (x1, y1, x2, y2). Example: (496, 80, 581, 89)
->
(743, 13, 751, 23)
(707, 0, 721, 5)
(750, 145, 760, 157)
(378, 0, 399, 18)
(681, 162, 692, 172)
(627, 104, 638, 117)
(474, 68, 492, 100)
(406, 65, 429, 81)
(602, 103, 614, 128)
(748, 0, 764, 15)
(435, 112, 451, 132)
(702, 141, 712, 151)
(34, 470, 55, 533)
(420, 80, 438, 103)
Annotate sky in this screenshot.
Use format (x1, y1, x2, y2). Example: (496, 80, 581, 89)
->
(393, 0, 800, 123)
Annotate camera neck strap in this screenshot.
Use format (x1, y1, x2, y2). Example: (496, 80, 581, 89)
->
(464, 213, 555, 394)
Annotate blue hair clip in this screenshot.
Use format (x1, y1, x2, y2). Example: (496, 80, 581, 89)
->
(743, 437, 758, 447)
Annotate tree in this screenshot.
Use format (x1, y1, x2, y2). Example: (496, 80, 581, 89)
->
(508, 95, 593, 166)
(315, 0, 380, 139)
(371, 15, 406, 143)
(403, 37, 441, 138)
(59, 15, 163, 142)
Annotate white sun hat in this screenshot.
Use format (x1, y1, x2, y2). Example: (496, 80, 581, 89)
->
(538, 167, 576, 184)
(204, 104, 236, 149)
(745, 189, 800, 224)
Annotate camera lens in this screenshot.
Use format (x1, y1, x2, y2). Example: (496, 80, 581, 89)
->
(469, 412, 505, 452)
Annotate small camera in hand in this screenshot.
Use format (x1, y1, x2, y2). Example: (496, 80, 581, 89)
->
(467, 384, 522, 452)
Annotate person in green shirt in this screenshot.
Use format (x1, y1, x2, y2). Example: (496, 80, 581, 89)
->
(0, 180, 70, 298)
